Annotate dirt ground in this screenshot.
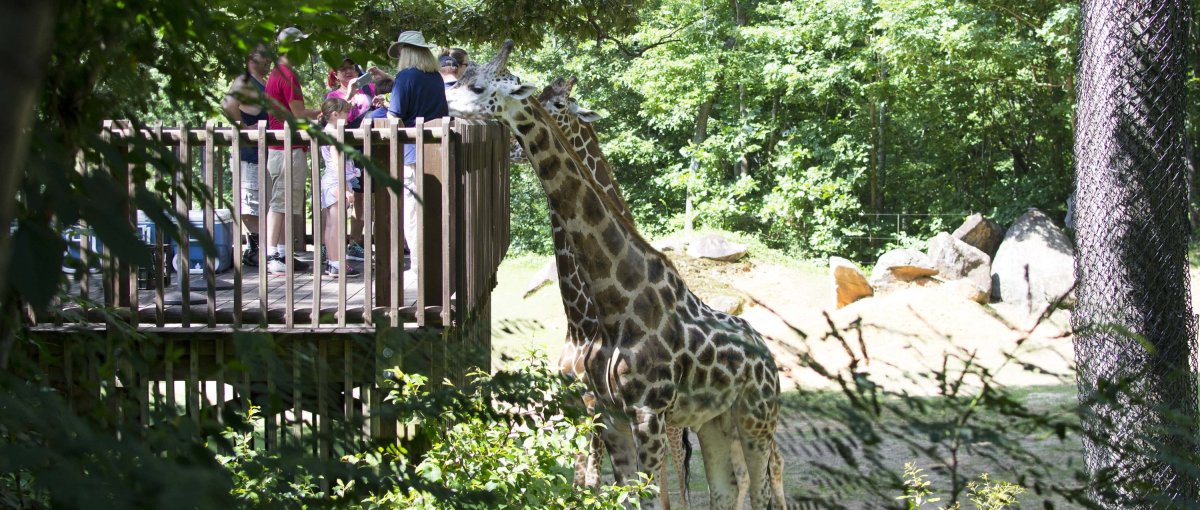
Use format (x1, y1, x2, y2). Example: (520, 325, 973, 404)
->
(492, 250, 1198, 507)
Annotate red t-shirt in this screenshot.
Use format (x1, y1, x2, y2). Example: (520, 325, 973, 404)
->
(265, 63, 307, 151)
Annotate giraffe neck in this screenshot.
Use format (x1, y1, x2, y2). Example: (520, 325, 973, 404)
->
(508, 98, 685, 332)
(549, 111, 635, 226)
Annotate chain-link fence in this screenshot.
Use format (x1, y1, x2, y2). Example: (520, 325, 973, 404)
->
(1073, 0, 1198, 505)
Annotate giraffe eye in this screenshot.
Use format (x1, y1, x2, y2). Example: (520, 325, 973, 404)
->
(469, 85, 486, 94)
(554, 101, 565, 109)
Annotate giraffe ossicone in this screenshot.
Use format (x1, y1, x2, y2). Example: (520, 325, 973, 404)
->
(447, 40, 786, 510)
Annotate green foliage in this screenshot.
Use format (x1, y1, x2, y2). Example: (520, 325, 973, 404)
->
(375, 360, 651, 508)
(508, 163, 556, 254)
(505, 0, 1078, 260)
(899, 463, 1024, 510)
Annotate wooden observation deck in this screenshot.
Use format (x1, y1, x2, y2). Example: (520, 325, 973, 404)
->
(26, 118, 511, 448)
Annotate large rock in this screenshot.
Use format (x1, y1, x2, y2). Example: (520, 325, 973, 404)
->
(830, 256, 873, 309)
(870, 248, 938, 292)
(928, 232, 992, 295)
(940, 278, 990, 304)
(952, 213, 1005, 259)
(706, 295, 745, 315)
(991, 208, 1075, 313)
(522, 257, 559, 298)
(687, 234, 748, 262)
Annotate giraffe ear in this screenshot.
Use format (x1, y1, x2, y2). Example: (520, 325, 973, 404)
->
(575, 107, 602, 123)
(510, 82, 538, 100)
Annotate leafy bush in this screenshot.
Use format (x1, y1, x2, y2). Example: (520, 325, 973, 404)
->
(210, 354, 649, 509)
(899, 463, 1025, 510)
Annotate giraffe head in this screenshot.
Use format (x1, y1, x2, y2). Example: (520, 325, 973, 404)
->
(538, 77, 602, 123)
(445, 40, 538, 125)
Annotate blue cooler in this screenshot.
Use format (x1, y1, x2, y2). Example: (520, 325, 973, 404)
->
(172, 209, 234, 274)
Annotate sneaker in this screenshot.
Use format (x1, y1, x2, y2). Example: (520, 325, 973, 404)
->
(266, 252, 312, 275)
(324, 262, 361, 278)
(242, 243, 258, 267)
(346, 241, 365, 261)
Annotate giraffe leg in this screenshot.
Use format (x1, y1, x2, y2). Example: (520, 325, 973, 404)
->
(631, 407, 669, 510)
(769, 440, 786, 509)
(731, 438, 748, 510)
(573, 391, 603, 488)
(696, 416, 738, 509)
(597, 411, 639, 486)
(658, 461, 672, 510)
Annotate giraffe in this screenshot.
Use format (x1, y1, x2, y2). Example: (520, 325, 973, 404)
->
(447, 41, 785, 509)
(537, 76, 694, 508)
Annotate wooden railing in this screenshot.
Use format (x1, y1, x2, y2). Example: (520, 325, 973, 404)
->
(37, 117, 511, 333)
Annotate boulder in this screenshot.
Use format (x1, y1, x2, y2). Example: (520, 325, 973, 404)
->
(870, 248, 938, 292)
(928, 232, 992, 295)
(687, 234, 748, 262)
(941, 278, 990, 304)
(522, 257, 559, 298)
(830, 256, 873, 309)
(952, 213, 1005, 259)
(706, 295, 745, 315)
(991, 208, 1076, 313)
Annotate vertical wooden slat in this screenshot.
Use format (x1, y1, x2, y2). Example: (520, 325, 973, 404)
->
(215, 338, 226, 426)
(318, 339, 330, 461)
(204, 121, 218, 327)
(441, 118, 453, 325)
(152, 123, 167, 327)
(292, 342, 302, 445)
(414, 118, 425, 326)
(188, 340, 199, 423)
(283, 123, 296, 328)
(311, 130, 323, 328)
(99, 124, 117, 313)
(258, 123, 269, 326)
(165, 338, 175, 415)
(177, 126, 192, 328)
(388, 119, 400, 327)
(361, 120, 374, 325)
(336, 120, 348, 327)
(343, 338, 353, 423)
(266, 361, 277, 450)
(114, 122, 138, 327)
(231, 123, 244, 328)
(242, 361, 252, 449)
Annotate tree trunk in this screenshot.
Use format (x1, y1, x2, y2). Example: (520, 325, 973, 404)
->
(0, 0, 56, 369)
(1073, 0, 1198, 505)
(685, 97, 714, 235)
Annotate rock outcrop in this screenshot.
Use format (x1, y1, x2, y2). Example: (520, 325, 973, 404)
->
(928, 232, 992, 295)
(687, 234, 748, 262)
(831, 256, 873, 309)
(991, 208, 1075, 313)
(952, 213, 1005, 259)
(870, 248, 938, 293)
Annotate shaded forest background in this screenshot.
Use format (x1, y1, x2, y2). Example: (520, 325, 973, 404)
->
(120, 0, 1126, 261)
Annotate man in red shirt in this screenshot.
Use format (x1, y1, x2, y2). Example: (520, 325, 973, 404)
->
(264, 27, 319, 274)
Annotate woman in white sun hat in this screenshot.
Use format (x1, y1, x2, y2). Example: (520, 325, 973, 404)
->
(384, 31, 447, 285)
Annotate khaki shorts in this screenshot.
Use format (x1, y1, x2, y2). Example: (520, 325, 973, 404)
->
(266, 149, 309, 215)
(234, 159, 261, 216)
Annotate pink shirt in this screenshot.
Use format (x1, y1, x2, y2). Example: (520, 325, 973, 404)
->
(265, 63, 306, 151)
(326, 87, 372, 123)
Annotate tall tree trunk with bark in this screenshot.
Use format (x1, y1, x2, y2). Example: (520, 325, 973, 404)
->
(1072, 0, 1199, 505)
(0, 0, 56, 369)
(685, 97, 714, 235)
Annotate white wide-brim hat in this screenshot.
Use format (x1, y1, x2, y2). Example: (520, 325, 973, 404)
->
(388, 30, 436, 59)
